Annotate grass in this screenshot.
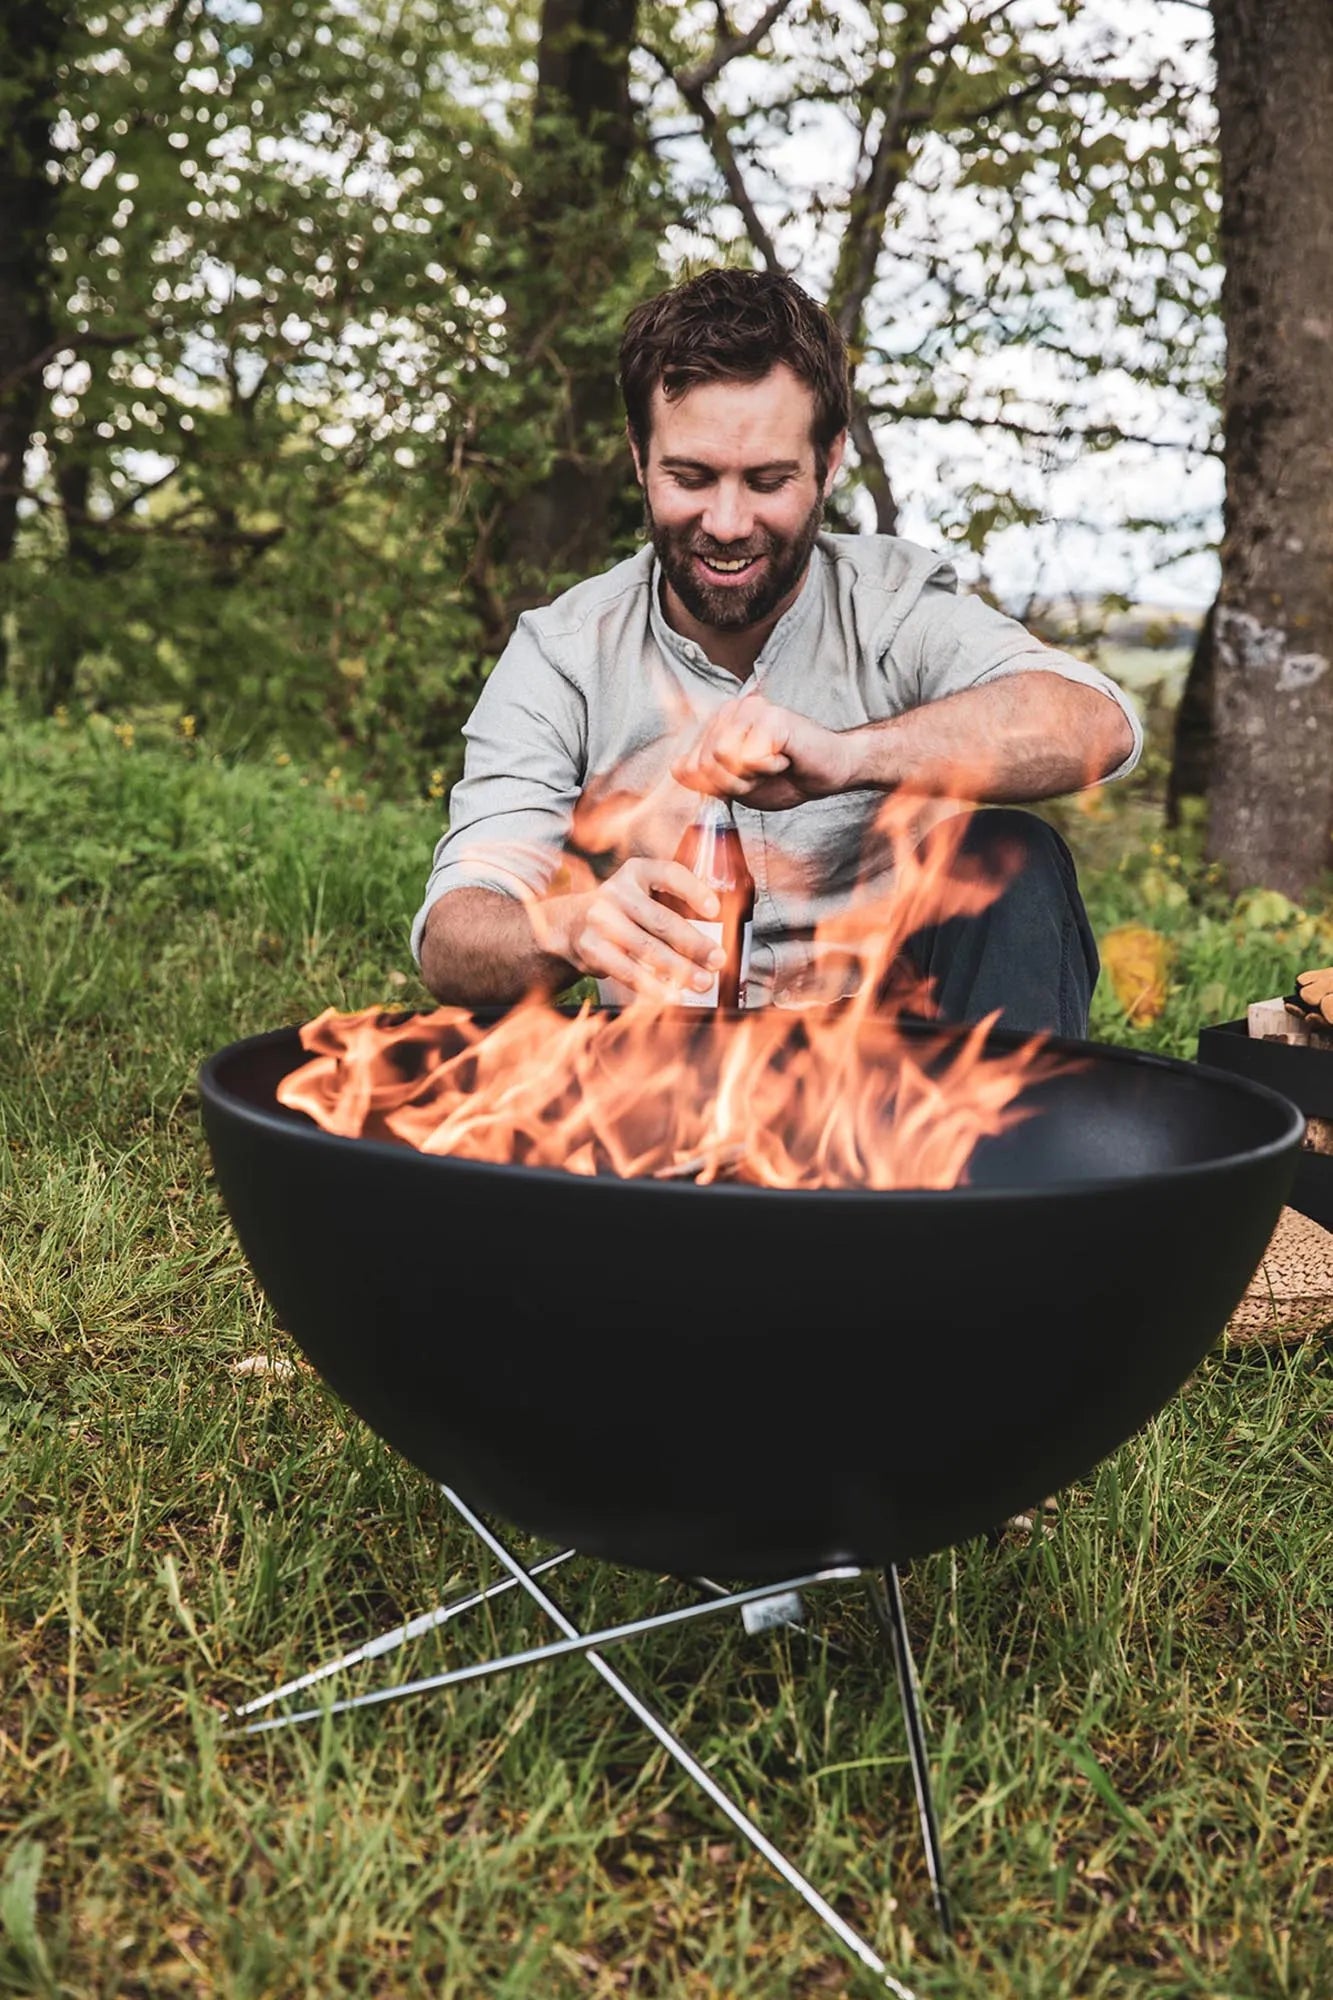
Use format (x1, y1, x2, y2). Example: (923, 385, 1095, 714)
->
(1, 709, 1331, 1999)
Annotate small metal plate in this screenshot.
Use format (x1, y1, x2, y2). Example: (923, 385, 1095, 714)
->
(741, 1590, 806, 1636)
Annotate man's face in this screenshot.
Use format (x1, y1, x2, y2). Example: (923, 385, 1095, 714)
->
(630, 365, 845, 634)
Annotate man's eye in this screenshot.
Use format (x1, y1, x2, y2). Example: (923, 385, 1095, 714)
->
(671, 474, 709, 490)
(750, 477, 791, 493)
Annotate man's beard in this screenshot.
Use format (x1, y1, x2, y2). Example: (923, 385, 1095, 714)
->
(646, 487, 826, 633)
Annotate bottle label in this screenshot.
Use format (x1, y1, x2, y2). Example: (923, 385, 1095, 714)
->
(679, 920, 723, 1006)
(676, 919, 752, 1008)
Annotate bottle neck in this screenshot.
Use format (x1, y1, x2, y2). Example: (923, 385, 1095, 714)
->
(695, 795, 736, 832)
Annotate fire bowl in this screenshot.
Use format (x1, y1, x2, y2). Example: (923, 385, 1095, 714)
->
(200, 1017, 1302, 1578)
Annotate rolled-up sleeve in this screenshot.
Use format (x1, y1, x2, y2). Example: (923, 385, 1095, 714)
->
(893, 576, 1142, 785)
(410, 619, 587, 964)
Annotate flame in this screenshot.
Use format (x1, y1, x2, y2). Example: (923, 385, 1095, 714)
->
(275, 790, 1068, 1191)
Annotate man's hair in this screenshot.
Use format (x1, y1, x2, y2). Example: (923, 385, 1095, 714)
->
(619, 268, 851, 468)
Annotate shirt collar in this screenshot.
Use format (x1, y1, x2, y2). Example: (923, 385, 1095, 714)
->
(648, 540, 828, 685)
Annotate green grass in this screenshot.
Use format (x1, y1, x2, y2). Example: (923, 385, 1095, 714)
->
(1, 712, 1331, 1998)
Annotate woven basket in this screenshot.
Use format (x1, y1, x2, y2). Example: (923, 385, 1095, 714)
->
(1224, 1206, 1333, 1344)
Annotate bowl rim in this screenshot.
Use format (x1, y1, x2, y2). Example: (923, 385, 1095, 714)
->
(198, 1016, 1307, 1206)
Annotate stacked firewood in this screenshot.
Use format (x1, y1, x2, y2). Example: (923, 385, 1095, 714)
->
(1247, 966, 1333, 1156)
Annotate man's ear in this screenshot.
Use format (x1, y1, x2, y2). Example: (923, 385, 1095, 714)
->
(823, 429, 848, 495)
(626, 423, 646, 486)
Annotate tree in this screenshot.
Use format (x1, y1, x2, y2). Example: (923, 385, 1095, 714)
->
(497, 0, 647, 621)
(1204, 0, 1333, 897)
(2, 0, 530, 738)
(0, 0, 67, 685)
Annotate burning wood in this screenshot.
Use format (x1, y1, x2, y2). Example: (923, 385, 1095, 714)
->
(653, 1143, 747, 1182)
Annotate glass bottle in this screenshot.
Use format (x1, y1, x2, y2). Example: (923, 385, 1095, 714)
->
(658, 796, 755, 1008)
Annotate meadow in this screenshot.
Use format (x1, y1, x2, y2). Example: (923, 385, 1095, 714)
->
(1, 706, 1330, 1998)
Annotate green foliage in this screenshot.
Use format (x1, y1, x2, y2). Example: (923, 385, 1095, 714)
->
(6, 0, 649, 753)
(0, 701, 439, 947)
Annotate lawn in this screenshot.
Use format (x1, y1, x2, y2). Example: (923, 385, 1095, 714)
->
(1, 710, 1330, 1999)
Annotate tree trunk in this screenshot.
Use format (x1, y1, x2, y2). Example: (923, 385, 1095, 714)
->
(1166, 597, 1215, 827)
(0, 1, 68, 687)
(1206, 0, 1333, 897)
(500, 0, 639, 625)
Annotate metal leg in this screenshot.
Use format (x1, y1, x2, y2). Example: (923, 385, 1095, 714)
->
(231, 1494, 941, 1992)
(444, 1487, 920, 2000)
(865, 1566, 953, 1939)
(234, 1547, 578, 1717)
(235, 1557, 860, 1737)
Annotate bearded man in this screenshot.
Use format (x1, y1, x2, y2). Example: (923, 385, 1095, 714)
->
(413, 268, 1139, 1034)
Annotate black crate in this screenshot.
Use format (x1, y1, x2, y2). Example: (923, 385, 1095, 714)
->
(1196, 1018, 1333, 1229)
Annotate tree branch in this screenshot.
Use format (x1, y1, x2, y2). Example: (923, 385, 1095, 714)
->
(867, 398, 1220, 454)
(829, 0, 948, 346)
(675, 0, 796, 93)
(685, 91, 784, 270)
(642, 39, 784, 271)
(847, 402, 899, 533)
(106, 458, 185, 521)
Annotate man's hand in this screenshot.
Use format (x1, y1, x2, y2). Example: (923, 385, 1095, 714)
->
(671, 691, 859, 811)
(537, 856, 727, 1000)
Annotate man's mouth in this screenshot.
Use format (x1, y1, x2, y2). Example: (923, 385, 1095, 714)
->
(695, 551, 763, 579)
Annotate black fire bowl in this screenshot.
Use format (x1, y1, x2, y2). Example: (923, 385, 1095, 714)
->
(199, 1015, 1302, 1580)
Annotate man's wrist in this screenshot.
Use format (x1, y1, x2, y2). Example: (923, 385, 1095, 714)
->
(835, 719, 901, 793)
(527, 886, 593, 978)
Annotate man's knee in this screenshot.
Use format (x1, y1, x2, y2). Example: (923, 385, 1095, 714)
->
(956, 807, 1075, 888)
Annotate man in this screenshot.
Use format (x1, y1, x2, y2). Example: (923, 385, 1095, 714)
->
(414, 268, 1140, 1036)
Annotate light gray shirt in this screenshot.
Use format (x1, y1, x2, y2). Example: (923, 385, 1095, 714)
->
(411, 533, 1140, 1005)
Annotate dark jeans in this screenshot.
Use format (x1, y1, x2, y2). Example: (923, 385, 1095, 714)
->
(891, 808, 1099, 1039)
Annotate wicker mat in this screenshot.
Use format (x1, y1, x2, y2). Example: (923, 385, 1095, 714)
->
(1225, 1206, 1333, 1344)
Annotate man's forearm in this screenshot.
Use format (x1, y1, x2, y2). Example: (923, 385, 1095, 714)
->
(840, 672, 1135, 800)
(419, 886, 585, 1007)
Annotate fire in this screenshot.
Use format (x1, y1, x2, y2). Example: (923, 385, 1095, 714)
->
(276, 794, 1065, 1190)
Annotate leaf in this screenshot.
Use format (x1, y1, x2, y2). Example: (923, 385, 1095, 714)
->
(1054, 1737, 1153, 1838)
(0, 1839, 50, 1979)
(1138, 867, 1189, 912)
(230, 1353, 296, 1380)
(1101, 924, 1172, 1024)
(1236, 889, 1304, 931)
(1195, 979, 1231, 1021)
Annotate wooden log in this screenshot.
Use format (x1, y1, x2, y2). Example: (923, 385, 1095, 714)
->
(1303, 1116, 1333, 1156)
(1249, 996, 1302, 1041)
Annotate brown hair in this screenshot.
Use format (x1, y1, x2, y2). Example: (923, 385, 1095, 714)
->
(619, 268, 851, 470)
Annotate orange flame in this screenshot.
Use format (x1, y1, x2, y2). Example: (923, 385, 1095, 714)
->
(277, 791, 1065, 1190)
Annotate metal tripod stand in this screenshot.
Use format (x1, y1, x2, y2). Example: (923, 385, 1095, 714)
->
(234, 1484, 951, 1997)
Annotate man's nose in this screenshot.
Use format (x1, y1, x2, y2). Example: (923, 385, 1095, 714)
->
(700, 481, 754, 544)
